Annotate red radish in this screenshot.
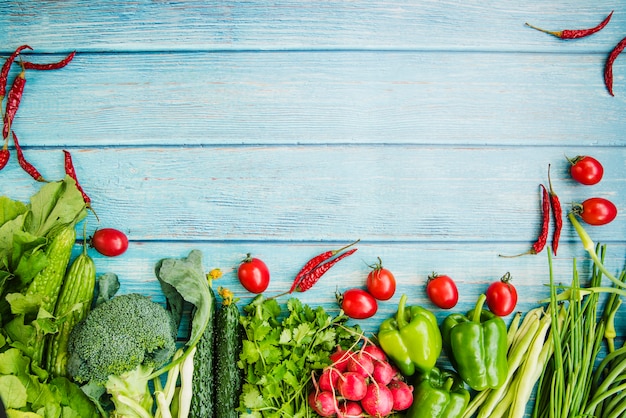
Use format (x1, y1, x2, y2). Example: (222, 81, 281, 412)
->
(319, 367, 341, 392)
(372, 360, 396, 385)
(330, 347, 352, 372)
(338, 400, 363, 417)
(337, 372, 367, 401)
(362, 344, 386, 362)
(308, 391, 337, 417)
(388, 379, 414, 411)
(361, 383, 394, 417)
(347, 353, 374, 377)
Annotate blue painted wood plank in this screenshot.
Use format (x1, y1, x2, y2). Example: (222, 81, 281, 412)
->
(4, 51, 626, 147)
(67, 240, 626, 338)
(1, 1, 624, 53)
(1, 146, 624, 242)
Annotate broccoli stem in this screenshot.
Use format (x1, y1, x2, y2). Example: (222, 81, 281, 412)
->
(106, 365, 155, 418)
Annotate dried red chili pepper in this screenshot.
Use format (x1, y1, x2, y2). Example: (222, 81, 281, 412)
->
(295, 248, 358, 292)
(604, 36, 626, 96)
(22, 51, 76, 71)
(63, 149, 96, 217)
(547, 165, 562, 256)
(288, 239, 360, 293)
(0, 138, 9, 170)
(12, 132, 45, 182)
(0, 45, 31, 100)
(3, 69, 26, 139)
(500, 184, 550, 257)
(525, 11, 613, 39)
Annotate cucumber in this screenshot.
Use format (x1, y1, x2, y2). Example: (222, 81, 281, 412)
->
(189, 285, 216, 418)
(46, 247, 96, 377)
(213, 289, 243, 418)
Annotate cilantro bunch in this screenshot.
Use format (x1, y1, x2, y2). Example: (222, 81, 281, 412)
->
(237, 295, 362, 417)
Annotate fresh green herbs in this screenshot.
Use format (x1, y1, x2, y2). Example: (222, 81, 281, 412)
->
(237, 295, 362, 417)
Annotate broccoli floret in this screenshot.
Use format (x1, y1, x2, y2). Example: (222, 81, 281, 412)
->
(66, 293, 177, 416)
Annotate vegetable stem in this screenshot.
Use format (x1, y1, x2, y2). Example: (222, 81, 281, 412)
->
(568, 212, 623, 287)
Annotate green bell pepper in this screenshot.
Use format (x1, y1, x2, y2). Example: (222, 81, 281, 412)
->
(441, 294, 508, 391)
(377, 294, 442, 376)
(406, 366, 470, 418)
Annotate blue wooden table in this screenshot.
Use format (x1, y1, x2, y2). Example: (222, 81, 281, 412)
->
(1, 1, 625, 416)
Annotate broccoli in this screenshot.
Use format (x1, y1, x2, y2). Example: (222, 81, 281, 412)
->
(66, 292, 177, 417)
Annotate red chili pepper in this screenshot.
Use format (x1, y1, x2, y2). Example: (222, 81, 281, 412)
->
(295, 248, 358, 292)
(22, 51, 76, 71)
(500, 184, 550, 258)
(525, 11, 613, 39)
(3, 69, 26, 140)
(63, 149, 97, 218)
(547, 165, 562, 256)
(533, 184, 551, 254)
(604, 36, 626, 97)
(288, 239, 360, 293)
(0, 138, 9, 170)
(12, 132, 45, 182)
(0, 45, 31, 100)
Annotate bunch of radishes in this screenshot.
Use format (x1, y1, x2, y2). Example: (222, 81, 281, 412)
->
(309, 341, 413, 417)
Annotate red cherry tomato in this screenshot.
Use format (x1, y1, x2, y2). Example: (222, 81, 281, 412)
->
(366, 258, 396, 301)
(485, 272, 518, 316)
(577, 197, 618, 226)
(237, 254, 270, 293)
(90, 228, 129, 257)
(426, 273, 458, 309)
(569, 155, 604, 186)
(339, 289, 378, 319)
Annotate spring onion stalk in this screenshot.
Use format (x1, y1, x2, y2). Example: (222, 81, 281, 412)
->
(568, 212, 623, 287)
(531, 243, 625, 418)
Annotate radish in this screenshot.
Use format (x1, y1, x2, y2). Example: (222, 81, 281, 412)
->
(337, 371, 367, 401)
(338, 400, 363, 417)
(361, 383, 394, 417)
(363, 344, 387, 362)
(308, 390, 338, 417)
(372, 359, 396, 386)
(388, 379, 414, 411)
(347, 352, 374, 377)
(330, 346, 352, 372)
(319, 367, 341, 392)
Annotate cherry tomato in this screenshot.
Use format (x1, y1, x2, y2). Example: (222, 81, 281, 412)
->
(237, 254, 270, 293)
(426, 273, 458, 309)
(577, 197, 618, 226)
(485, 272, 518, 316)
(339, 289, 378, 319)
(90, 228, 129, 257)
(366, 258, 396, 300)
(569, 155, 604, 185)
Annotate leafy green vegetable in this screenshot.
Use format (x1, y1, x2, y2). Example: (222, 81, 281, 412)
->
(0, 176, 86, 311)
(237, 296, 362, 417)
(0, 348, 99, 417)
(0, 177, 95, 417)
(155, 249, 212, 349)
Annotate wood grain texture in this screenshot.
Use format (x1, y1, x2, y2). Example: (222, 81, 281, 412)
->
(5, 51, 626, 146)
(1, 146, 624, 242)
(1, 1, 624, 52)
(1, 1, 625, 416)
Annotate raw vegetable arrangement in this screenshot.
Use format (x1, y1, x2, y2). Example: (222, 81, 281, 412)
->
(0, 35, 624, 418)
